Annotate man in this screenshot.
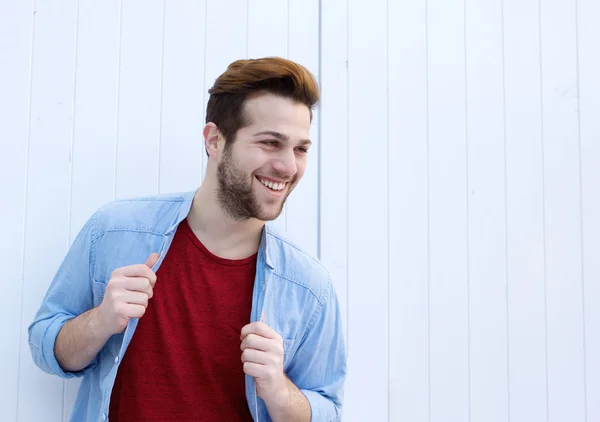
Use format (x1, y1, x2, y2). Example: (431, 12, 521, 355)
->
(28, 57, 346, 422)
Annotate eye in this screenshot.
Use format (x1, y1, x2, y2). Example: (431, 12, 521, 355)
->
(295, 146, 309, 154)
(261, 140, 279, 147)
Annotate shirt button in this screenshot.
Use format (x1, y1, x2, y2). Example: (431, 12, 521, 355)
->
(101, 414, 106, 421)
(114, 355, 119, 364)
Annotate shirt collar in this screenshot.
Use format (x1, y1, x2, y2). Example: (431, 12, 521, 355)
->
(173, 188, 276, 270)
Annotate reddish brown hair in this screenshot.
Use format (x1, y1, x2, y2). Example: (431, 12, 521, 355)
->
(206, 57, 319, 147)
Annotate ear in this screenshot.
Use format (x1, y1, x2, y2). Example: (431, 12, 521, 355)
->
(203, 122, 222, 159)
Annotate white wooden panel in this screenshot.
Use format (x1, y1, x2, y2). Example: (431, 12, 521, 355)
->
(344, 0, 388, 419)
(202, 0, 246, 184)
(202, 0, 246, 182)
(247, 0, 288, 234)
(503, 1, 548, 421)
(16, 1, 78, 420)
(285, 0, 319, 257)
(427, 0, 469, 420)
(68, 0, 120, 229)
(158, 0, 205, 194)
(540, 0, 587, 420)
(247, 0, 287, 58)
(0, 0, 32, 420)
(464, 0, 509, 420)
(62, 0, 122, 418)
(578, 1, 600, 420)
(388, 0, 429, 420)
(115, 0, 164, 199)
(319, 0, 349, 341)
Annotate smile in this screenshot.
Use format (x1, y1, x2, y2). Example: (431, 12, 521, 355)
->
(256, 176, 287, 192)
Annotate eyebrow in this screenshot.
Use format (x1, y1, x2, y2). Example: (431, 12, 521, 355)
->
(252, 130, 312, 146)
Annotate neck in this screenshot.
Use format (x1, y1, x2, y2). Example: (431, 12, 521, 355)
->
(186, 181, 264, 260)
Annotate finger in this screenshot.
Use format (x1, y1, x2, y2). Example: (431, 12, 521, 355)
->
(120, 291, 150, 307)
(240, 333, 272, 352)
(240, 321, 278, 340)
(261, 311, 265, 324)
(122, 276, 154, 298)
(242, 361, 264, 378)
(241, 348, 269, 365)
(126, 304, 147, 319)
(145, 253, 160, 269)
(115, 264, 157, 286)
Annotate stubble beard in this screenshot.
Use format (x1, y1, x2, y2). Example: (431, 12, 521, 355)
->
(216, 147, 293, 221)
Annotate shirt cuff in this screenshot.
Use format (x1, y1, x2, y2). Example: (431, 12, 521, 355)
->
(32, 314, 89, 379)
(301, 389, 341, 422)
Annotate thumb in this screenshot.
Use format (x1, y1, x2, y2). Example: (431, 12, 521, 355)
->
(144, 252, 160, 269)
(261, 311, 265, 324)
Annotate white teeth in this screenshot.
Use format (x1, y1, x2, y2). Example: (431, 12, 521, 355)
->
(260, 178, 285, 191)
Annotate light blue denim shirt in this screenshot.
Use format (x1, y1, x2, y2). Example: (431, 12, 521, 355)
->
(28, 190, 347, 422)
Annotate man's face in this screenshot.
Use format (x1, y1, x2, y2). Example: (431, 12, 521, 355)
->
(216, 93, 311, 221)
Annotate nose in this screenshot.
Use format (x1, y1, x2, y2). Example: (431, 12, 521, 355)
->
(271, 148, 297, 179)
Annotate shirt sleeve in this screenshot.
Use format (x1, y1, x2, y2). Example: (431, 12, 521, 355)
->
(27, 212, 100, 379)
(286, 277, 347, 422)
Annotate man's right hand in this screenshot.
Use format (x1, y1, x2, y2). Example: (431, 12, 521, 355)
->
(96, 253, 160, 335)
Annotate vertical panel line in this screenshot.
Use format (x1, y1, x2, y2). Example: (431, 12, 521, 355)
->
(201, 0, 208, 179)
(64, 0, 82, 417)
(463, 0, 472, 420)
(317, 0, 322, 260)
(345, 0, 350, 354)
(286, 0, 290, 58)
(245, 0, 249, 58)
(67, 0, 81, 282)
(574, 0, 588, 419)
(537, 0, 550, 419)
(113, 0, 124, 200)
(285, 0, 290, 233)
(16, 0, 36, 418)
(425, 0, 431, 419)
(157, 0, 167, 194)
(385, 0, 390, 417)
(500, 0, 512, 419)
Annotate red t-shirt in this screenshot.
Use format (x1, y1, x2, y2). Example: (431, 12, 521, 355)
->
(108, 219, 256, 421)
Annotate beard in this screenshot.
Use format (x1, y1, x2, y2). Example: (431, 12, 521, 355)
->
(216, 147, 295, 221)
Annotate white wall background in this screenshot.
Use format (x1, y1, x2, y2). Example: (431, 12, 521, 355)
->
(1, 0, 599, 421)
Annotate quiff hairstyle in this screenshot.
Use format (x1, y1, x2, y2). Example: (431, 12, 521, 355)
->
(206, 57, 320, 148)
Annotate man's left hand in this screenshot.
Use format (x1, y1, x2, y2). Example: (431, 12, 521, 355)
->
(240, 315, 287, 404)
